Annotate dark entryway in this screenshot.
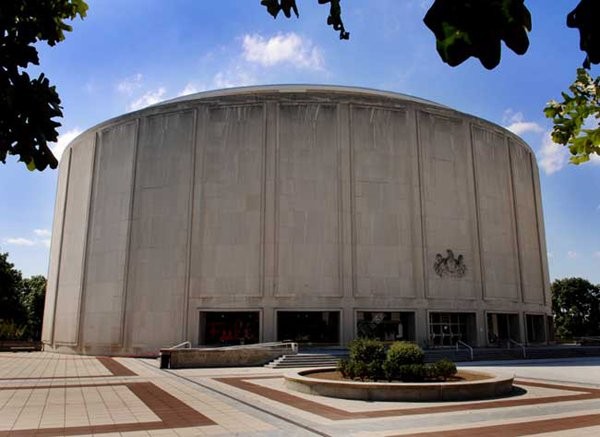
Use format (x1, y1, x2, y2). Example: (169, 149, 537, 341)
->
(356, 311, 415, 342)
(487, 313, 520, 345)
(277, 311, 340, 345)
(526, 314, 546, 344)
(199, 311, 260, 346)
(429, 312, 477, 346)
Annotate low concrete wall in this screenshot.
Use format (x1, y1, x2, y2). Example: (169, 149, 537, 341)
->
(285, 368, 514, 402)
(161, 347, 292, 369)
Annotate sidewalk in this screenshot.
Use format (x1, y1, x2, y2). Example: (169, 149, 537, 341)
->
(1, 352, 600, 436)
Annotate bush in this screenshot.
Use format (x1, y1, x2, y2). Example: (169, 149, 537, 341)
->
(338, 358, 351, 378)
(0, 320, 27, 340)
(387, 341, 424, 365)
(398, 364, 427, 382)
(428, 358, 457, 381)
(383, 342, 425, 381)
(346, 338, 386, 381)
(341, 339, 457, 383)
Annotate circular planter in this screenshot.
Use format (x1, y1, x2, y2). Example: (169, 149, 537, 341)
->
(285, 368, 514, 402)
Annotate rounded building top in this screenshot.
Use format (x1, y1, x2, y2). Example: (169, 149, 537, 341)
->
(160, 84, 449, 109)
(66, 83, 534, 158)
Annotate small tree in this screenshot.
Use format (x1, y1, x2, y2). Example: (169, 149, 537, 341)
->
(20, 275, 47, 340)
(551, 277, 600, 339)
(0, 252, 25, 323)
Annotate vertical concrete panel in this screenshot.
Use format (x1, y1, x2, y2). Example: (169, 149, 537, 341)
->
(190, 105, 265, 298)
(276, 104, 340, 297)
(472, 127, 520, 300)
(82, 121, 137, 347)
(126, 111, 194, 349)
(351, 107, 417, 298)
(511, 143, 544, 303)
(41, 150, 71, 344)
(419, 112, 480, 299)
(53, 135, 96, 345)
(531, 158, 551, 304)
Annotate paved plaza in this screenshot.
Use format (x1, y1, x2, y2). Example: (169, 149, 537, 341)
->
(1, 353, 600, 436)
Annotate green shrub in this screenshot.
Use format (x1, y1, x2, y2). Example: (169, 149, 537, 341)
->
(386, 341, 424, 365)
(429, 358, 457, 381)
(346, 338, 386, 381)
(337, 358, 352, 379)
(398, 364, 427, 382)
(0, 320, 27, 341)
(341, 339, 457, 383)
(383, 342, 425, 381)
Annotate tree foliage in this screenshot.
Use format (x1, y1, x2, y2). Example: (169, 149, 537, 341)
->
(0, 0, 88, 171)
(551, 277, 600, 339)
(0, 252, 46, 340)
(262, 0, 600, 163)
(20, 275, 47, 340)
(545, 69, 600, 164)
(0, 252, 24, 323)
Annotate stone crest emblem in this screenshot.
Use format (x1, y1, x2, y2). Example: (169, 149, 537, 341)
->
(433, 249, 466, 278)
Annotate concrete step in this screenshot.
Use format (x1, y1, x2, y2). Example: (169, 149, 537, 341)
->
(265, 354, 343, 368)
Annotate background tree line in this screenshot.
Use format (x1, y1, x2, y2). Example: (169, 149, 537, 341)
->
(551, 277, 600, 340)
(0, 251, 46, 341)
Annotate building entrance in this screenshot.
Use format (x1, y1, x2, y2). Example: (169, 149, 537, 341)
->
(526, 314, 546, 344)
(487, 313, 520, 345)
(199, 311, 259, 346)
(277, 311, 340, 345)
(356, 311, 415, 342)
(429, 312, 477, 346)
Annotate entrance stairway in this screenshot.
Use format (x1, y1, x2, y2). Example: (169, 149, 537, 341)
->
(265, 353, 344, 368)
(265, 345, 600, 368)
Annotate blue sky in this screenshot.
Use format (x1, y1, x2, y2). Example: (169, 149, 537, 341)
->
(0, 0, 599, 283)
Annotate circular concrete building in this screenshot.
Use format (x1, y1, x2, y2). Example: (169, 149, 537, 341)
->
(42, 85, 551, 356)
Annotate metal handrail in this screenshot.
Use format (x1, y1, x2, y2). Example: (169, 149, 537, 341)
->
(456, 340, 473, 360)
(509, 339, 526, 358)
(169, 341, 191, 350)
(218, 341, 298, 353)
(578, 336, 600, 342)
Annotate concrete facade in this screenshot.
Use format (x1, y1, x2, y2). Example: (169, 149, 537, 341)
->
(42, 85, 551, 356)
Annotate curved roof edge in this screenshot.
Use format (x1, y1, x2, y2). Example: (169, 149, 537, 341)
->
(62, 84, 536, 161)
(158, 84, 449, 109)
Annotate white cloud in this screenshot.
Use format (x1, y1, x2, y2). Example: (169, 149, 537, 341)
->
(33, 229, 51, 238)
(3, 229, 53, 248)
(567, 250, 578, 259)
(129, 87, 167, 111)
(117, 73, 143, 95)
(502, 109, 543, 135)
(593, 251, 600, 259)
(538, 131, 569, 175)
(5, 238, 36, 247)
(213, 68, 257, 89)
(49, 128, 83, 161)
(547, 251, 553, 259)
(178, 83, 206, 96)
(506, 121, 544, 136)
(242, 33, 324, 70)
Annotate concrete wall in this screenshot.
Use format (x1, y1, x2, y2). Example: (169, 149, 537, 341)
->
(42, 86, 552, 355)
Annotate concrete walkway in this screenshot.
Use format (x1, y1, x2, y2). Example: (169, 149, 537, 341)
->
(1, 352, 600, 436)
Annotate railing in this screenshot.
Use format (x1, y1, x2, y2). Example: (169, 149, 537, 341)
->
(168, 341, 191, 350)
(509, 339, 526, 358)
(456, 340, 473, 360)
(578, 336, 600, 345)
(215, 341, 298, 353)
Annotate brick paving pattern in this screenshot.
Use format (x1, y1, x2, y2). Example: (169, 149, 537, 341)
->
(0, 353, 599, 436)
